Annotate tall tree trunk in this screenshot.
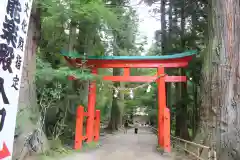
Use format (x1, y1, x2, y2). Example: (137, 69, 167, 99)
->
(192, 81, 198, 137)
(13, 4, 48, 159)
(168, 0, 173, 50)
(119, 81, 125, 126)
(106, 68, 122, 131)
(175, 1, 189, 140)
(68, 21, 77, 53)
(180, 0, 185, 49)
(175, 69, 190, 140)
(166, 83, 172, 108)
(191, 0, 198, 138)
(171, 4, 178, 43)
(197, 1, 240, 159)
(161, 0, 167, 54)
(165, 0, 173, 109)
(191, 0, 197, 49)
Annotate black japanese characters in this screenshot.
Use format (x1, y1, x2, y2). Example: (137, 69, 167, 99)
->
(17, 36, 24, 51)
(15, 54, 22, 70)
(21, 19, 27, 34)
(0, 108, 6, 132)
(24, 2, 29, 17)
(7, 0, 22, 24)
(12, 75, 19, 90)
(22, 1, 30, 34)
(0, 77, 9, 104)
(0, 43, 14, 73)
(0, 77, 7, 132)
(1, 16, 19, 48)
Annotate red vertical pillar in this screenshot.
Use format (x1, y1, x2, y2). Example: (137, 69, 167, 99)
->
(157, 66, 166, 147)
(123, 68, 130, 76)
(164, 108, 171, 152)
(74, 106, 84, 149)
(94, 110, 101, 142)
(86, 68, 97, 143)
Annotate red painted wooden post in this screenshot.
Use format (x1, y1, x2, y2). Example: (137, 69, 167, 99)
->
(86, 68, 97, 143)
(94, 110, 101, 142)
(157, 66, 166, 148)
(74, 106, 84, 149)
(164, 108, 171, 152)
(123, 68, 130, 76)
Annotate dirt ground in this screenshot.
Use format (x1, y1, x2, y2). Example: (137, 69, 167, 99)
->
(60, 128, 173, 160)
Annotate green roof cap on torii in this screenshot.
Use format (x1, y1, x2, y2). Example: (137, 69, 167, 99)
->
(60, 50, 197, 60)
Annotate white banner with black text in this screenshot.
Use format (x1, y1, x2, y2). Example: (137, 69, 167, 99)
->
(0, 0, 33, 159)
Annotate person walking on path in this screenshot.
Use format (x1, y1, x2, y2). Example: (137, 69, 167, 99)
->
(124, 120, 129, 134)
(134, 121, 140, 134)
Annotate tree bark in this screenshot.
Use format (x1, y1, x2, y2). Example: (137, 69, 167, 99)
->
(161, 0, 167, 54)
(180, 0, 185, 49)
(175, 69, 190, 140)
(13, 4, 48, 159)
(167, 0, 173, 50)
(106, 68, 122, 131)
(166, 0, 173, 110)
(197, 1, 240, 159)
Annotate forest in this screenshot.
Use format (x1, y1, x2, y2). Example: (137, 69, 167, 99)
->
(8, 0, 240, 160)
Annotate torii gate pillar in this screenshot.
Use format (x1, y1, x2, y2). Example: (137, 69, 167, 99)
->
(86, 68, 97, 142)
(157, 66, 170, 152)
(157, 66, 166, 147)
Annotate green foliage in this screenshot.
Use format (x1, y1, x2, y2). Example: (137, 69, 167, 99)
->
(40, 65, 89, 82)
(36, 56, 93, 82)
(35, 0, 147, 142)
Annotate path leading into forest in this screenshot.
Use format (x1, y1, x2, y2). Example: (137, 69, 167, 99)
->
(62, 127, 174, 160)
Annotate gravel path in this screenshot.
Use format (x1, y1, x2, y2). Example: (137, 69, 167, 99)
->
(61, 128, 173, 160)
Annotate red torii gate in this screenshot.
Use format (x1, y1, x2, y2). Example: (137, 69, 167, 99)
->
(62, 50, 197, 152)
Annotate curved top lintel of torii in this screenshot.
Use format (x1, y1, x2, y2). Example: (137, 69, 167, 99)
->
(60, 50, 197, 69)
(60, 50, 197, 60)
